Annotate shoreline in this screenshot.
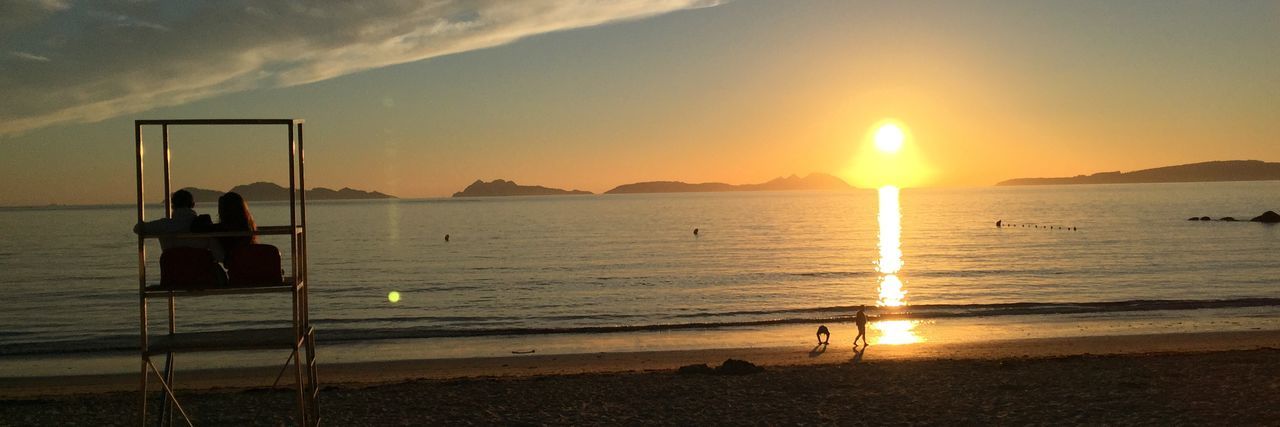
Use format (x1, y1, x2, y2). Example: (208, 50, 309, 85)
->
(4, 303, 1276, 380)
(4, 329, 1277, 398)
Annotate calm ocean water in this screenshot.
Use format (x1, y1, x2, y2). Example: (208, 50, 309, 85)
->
(1, 182, 1278, 357)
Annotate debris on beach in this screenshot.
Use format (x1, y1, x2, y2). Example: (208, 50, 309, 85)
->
(716, 359, 764, 375)
(677, 363, 715, 375)
(677, 359, 764, 375)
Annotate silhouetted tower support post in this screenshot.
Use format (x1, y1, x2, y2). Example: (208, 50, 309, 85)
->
(134, 119, 319, 426)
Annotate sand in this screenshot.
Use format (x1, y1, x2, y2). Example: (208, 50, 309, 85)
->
(2, 330, 1278, 425)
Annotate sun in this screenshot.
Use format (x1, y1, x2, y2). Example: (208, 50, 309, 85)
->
(874, 123, 904, 153)
(842, 119, 932, 188)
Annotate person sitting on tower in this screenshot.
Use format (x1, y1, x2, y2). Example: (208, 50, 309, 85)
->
(134, 189, 220, 258)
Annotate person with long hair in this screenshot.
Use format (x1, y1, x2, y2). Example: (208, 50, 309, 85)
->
(215, 192, 257, 263)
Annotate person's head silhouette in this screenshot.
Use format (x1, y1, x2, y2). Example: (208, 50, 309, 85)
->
(218, 192, 255, 231)
(172, 190, 194, 209)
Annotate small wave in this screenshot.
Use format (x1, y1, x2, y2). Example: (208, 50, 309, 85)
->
(307, 297, 1280, 341)
(3, 298, 1277, 357)
(914, 269, 1049, 278)
(789, 271, 872, 278)
(310, 297, 1280, 341)
(0, 334, 137, 356)
(670, 298, 1280, 320)
(59, 274, 131, 281)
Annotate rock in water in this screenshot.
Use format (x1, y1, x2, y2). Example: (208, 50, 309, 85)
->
(716, 359, 764, 375)
(1188, 217, 1201, 221)
(1250, 211, 1280, 223)
(1200, 216, 1211, 221)
(1220, 217, 1236, 221)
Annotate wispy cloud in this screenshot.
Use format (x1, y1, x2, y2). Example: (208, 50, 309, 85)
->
(0, 0, 70, 35)
(9, 50, 50, 62)
(85, 10, 171, 32)
(0, 0, 725, 136)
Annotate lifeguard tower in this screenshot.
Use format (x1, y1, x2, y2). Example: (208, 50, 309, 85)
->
(134, 119, 318, 426)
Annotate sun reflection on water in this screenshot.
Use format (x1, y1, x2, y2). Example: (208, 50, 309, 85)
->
(874, 185, 921, 344)
(872, 320, 922, 345)
(876, 186, 906, 307)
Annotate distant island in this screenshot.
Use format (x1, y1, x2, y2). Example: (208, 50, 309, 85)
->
(452, 179, 592, 197)
(997, 160, 1280, 186)
(605, 173, 852, 194)
(182, 182, 396, 203)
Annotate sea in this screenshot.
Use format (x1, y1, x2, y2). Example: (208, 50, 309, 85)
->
(1, 181, 1278, 375)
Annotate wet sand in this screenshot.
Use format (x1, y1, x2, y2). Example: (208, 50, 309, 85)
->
(2, 330, 1278, 425)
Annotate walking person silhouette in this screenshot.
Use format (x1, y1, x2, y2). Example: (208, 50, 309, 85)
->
(853, 305, 869, 347)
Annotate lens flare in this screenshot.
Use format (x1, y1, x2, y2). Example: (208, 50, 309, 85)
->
(388, 291, 401, 303)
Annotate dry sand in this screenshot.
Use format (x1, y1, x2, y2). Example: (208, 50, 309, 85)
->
(2, 330, 1278, 425)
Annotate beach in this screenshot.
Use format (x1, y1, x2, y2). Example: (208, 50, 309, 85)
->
(3, 330, 1277, 425)
(5, 1, 1279, 425)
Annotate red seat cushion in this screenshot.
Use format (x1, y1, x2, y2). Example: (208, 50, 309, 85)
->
(160, 247, 220, 289)
(227, 244, 283, 286)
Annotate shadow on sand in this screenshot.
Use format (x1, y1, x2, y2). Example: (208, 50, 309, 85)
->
(808, 343, 828, 358)
(850, 343, 867, 364)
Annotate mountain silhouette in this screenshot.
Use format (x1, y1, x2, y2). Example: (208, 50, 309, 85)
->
(452, 179, 592, 197)
(181, 182, 395, 203)
(997, 160, 1280, 186)
(605, 173, 852, 194)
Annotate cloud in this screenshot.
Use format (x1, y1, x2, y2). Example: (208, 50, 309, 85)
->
(0, 0, 70, 35)
(0, 0, 725, 136)
(9, 51, 50, 62)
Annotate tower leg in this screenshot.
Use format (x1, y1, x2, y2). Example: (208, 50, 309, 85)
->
(139, 358, 149, 426)
(294, 348, 307, 425)
(305, 328, 319, 424)
(162, 352, 175, 426)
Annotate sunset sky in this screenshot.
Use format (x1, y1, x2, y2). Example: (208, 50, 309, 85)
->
(1, 0, 1277, 206)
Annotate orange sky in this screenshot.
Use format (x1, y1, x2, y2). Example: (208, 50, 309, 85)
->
(1, 1, 1277, 205)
